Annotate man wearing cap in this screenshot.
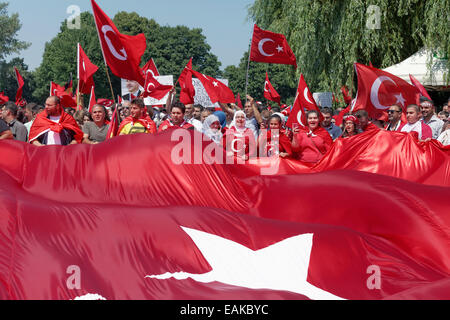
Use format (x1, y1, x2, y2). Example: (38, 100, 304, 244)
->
(420, 97, 444, 139)
(385, 104, 405, 131)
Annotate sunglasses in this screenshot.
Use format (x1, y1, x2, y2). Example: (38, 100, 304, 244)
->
(387, 110, 400, 114)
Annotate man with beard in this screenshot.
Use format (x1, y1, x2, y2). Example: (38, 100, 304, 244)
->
(385, 104, 405, 131)
(29, 96, 83, 146)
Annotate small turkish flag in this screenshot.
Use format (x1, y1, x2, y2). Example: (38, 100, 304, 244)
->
(250, 24, 297, 69)
(49, 81, 77, 109)
(97, 99, 114, 108)
(78, 43, 99, 94)
(142, 72, 173, 101)
(409, 74, 432, 101)
(91, 0, 146, 86)
(353, 63, 419, 120)
(88, 86, 96, 113)
(0, 92, 9, 105)
(236, 93, 243, 109)
(287, 74, 321, 128)
(14, 67, 25, 105)
(141, 58, 160, 78)
(190, 69, 235, 104)
(178, 58, 195, 105)
(106, 107, 119, 139)
(263, 72, 281, 105)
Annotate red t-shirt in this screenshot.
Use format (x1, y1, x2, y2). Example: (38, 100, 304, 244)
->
(292, 127, 333, 163)
(158, 120, 194, 132)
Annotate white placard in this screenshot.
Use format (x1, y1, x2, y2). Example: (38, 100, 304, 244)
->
(121, 76, 174, 105)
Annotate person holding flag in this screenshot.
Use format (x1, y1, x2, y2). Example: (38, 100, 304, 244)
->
(292, 110, 333, 164)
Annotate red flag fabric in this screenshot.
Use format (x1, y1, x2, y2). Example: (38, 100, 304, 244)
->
(340, 86, 352, 105)
(14, 67, 25, 106)
(50, 81, 65, 96)
(91, 0, 146, 85)
(0, 130, 449, 300)
(334, 101, 354, 127)
(409, 74, 432, 101)
(250, 24, 297, 69)
(353, 63, 419, 120)
(78, 43, 99, 94)
(88, 86, 96, 113)
(263, 72, 281, 105)
(97, 99, 114, 108)
(177, 58, 195, 105)
(106, 107, 119, 139)
(287, 74, 321, 128)
(142, 72, 173, 100)
(28, 110, 84, 144)
(0, 92, 9, 105)
(190, 69, 235, 104)
(141, 58, 160, 78)
(49, 82, 77, 109)
(236, 93, 243, 109)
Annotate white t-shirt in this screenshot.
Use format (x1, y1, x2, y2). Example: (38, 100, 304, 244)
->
(186, 117, 203, 132)
(47, 116, 62, 145)
(401, 121, 422, 139)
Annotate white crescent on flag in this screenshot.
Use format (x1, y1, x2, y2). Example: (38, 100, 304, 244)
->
(264, 81, 269, 92)
(258, 38, 275, 57)
(370, 76, 396, 110)
(304, 88, 314, 105)
(101, 25, 127, 61)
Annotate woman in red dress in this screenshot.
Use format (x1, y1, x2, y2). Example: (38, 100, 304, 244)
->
(292, 110, 333, 164)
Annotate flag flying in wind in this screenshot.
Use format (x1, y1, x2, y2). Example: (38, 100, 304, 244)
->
(0, 92, 9, 105)
(0, 130, 449, 300)
(177, 58, 195, 105)
(78, 43, 99, 94)
(287, 74, 321, 128)
(106, 106, 119, 139)
(49, 81, 77, 109)
(14, 67, 26, 106)
(88, 86, 96, 113)
(263, 72, 281, 105)
(141, 58, 160, 78)
(353, 63, 419, 120)
(409, 74, 432, 101)
(236, 93, 243, 109)
(250, 24, 297, 69)
(142, 72, 173, 100)
(91, 0, 146, 85)
(190, 69, 235, 104)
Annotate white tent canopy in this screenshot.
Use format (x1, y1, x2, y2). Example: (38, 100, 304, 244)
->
(383, 48, 448, 90)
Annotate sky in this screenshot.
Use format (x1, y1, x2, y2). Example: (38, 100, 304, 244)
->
(6, 0, 255, 71)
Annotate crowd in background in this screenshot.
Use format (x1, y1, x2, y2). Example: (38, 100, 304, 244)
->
(1, 93, 449, 164)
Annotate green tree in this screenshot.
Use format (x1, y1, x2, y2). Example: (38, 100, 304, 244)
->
(0, 2, 30, 61)
(33, 11, 222, 104)
(248, 0, 450, 95)
(0, 58, 35, 102)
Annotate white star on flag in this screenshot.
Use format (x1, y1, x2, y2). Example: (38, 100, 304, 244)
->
(394, 93, 406, 106)
(276, 45, 284, 53)
(145, 227, 345, 300)
(212, 81, 219, 87)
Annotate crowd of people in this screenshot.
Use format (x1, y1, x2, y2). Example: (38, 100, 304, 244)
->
(1, 92, 449, 164)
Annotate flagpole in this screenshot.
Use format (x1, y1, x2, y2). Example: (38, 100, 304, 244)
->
(104, 65, 116, 103)
(244, 31, 253, 102)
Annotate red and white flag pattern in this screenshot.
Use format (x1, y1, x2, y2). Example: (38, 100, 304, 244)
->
(142, 72, 173, 101)
(287, 74, 321, 128)
(250, 24, 297, 69)
(91, 0, 146, 85)
(177, 58, 195, 105)
(353, 63, 419, 119)
(190, 69, 235, 104)
(263, 72, 281, 105)
(77, 43, 99, 94)
(141, 58, 160, 78)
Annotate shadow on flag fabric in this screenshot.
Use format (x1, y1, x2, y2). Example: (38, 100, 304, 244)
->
(250, 24, 297, 69)
(0, 130, 449, 300)
(91, 0, 146, 86)
(287, 74, 322, 128)
(78, 43, 99, 94)
(190, 69, 235, 104)
(264, 72, 281, 105)
(353, 63, 419, 120)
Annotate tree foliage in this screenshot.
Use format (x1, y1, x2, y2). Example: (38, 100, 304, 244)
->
(0, 2, 30, 61)
(248, 0, 450, 96)
(0, 58, 35, 102)
(32, 11, 222, 104)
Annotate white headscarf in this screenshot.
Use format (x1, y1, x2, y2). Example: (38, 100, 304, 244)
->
(202, 115, 222, 144)
(231, 110, 247, 132)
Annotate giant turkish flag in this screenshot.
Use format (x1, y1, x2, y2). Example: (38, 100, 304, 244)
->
(353, 63, 419, 120)
(0, 130, 449, 300)
(91, 0, 146, 85)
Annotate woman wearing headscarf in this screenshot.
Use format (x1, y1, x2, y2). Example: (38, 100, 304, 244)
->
(202, 114, 223, 144)
(258, 114, 293, 158)
(340, 115, 361, 138)
(292, 110, 333, 164)
(222, 111, 256, 161)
